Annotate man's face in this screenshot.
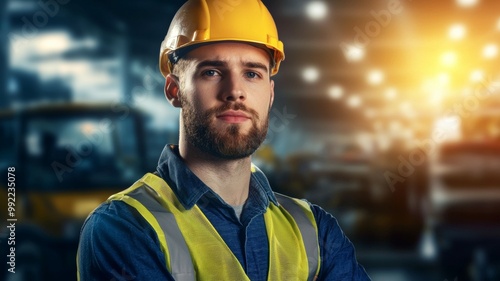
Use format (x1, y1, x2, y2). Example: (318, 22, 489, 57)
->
(177, 42, 275, 159)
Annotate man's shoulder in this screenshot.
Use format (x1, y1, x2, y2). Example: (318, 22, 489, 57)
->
(81, 197, 153, 238)
(78, 192, 172, 280)
(86, 199, 130, 221)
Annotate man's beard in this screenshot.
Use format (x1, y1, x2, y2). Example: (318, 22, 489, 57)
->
(181, 98, 269, 160)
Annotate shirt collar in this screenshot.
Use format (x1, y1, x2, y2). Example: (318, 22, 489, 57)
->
(156, 144, 278, 210)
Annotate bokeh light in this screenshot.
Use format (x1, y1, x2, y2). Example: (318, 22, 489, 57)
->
(384, 88, 398, 100)
(328, 85, 344, 99)
(470, 69, 485, 82)
(347, 94, 362, 108)
(441, 51, 457, 67)
(367, 69, 384, 85)
(448, 24, 466, 40)
(344, 44, 365, 62)
(483, 43, 498, 59)
(305, 1, 328, 21)
(302, 66, 320, 83)
(456, 0, 479, 7)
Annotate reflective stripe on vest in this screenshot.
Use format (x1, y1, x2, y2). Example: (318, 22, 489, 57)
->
(109, 173, 320, 281)
(275, 193, 319, 280)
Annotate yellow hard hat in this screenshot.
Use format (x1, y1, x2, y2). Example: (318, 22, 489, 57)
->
(159, 0, 285, 77)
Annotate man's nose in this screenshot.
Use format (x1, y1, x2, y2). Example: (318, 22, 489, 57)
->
(221, 74, 246, 102)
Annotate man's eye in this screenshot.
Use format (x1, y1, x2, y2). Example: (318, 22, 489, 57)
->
(246, 72, 259, 79)
(203, 70, 219, 77)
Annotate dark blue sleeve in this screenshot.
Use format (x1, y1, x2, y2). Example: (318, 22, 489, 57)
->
(77, 201, 175, 281)
(310, 203, 371, 281)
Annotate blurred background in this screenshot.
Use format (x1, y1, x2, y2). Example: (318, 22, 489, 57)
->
(1, 0, 500, 280)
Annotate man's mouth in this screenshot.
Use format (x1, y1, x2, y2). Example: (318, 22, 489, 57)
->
(216, 110, 251, 124)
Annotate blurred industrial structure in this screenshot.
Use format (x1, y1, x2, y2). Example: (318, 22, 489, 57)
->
(1, 0, 500, 280)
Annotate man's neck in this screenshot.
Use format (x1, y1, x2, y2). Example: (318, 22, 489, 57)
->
(179, 142, 251, 206)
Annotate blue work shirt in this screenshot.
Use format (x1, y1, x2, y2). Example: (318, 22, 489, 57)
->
(78, 145, 371, 280)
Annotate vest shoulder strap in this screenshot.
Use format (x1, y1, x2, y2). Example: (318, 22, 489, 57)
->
(131, 185, 196, 280)
(110, 175, 196, 281)
(274, 193, 320, 281)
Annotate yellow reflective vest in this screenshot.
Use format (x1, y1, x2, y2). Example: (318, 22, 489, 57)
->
(108, 172, 321, 281)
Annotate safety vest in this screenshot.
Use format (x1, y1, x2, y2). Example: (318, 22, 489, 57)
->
(108, 172, 321, 281)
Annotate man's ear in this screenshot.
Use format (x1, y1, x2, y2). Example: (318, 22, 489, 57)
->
(269, 79, 275, 109)
(165, 74, 182, 108)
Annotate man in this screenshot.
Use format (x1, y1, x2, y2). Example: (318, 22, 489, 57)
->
(77, 0, 371, 280)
